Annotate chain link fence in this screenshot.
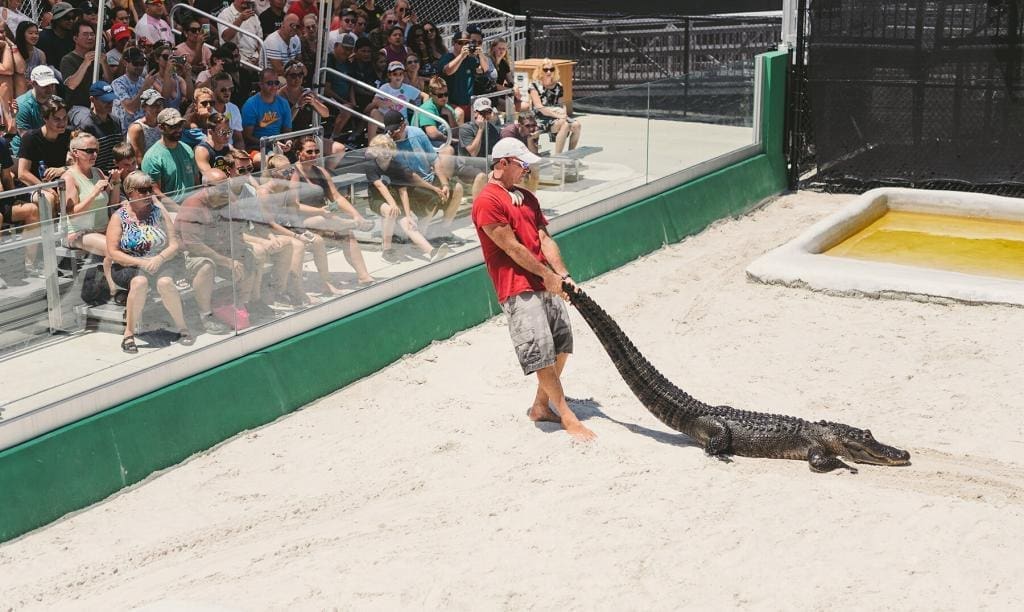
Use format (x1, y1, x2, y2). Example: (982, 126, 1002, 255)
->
(792, 0, 1024, 195)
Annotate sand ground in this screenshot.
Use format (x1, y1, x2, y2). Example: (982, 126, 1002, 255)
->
(2, 191, 1023, 611)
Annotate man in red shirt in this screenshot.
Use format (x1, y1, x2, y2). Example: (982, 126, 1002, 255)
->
(471, 138, 596, 442)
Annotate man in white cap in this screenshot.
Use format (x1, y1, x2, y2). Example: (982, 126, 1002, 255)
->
(141, 107, 198, 207)
(12, 66, 59, 157)
(471, 137, 595, 443)
(456, 96, 501, 196)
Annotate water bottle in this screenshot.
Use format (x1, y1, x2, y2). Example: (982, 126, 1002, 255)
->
(37, 160, 46, 180)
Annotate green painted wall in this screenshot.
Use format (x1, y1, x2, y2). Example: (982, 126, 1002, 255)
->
(0, 51, 789, 543)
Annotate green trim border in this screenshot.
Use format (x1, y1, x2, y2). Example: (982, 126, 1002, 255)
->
(0, 51, 789, 543)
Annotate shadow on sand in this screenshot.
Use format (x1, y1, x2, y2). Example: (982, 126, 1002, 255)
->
(531, 396, 699, 449)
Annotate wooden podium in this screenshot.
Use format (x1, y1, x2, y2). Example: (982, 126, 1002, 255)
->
(513, 59, 578, 114)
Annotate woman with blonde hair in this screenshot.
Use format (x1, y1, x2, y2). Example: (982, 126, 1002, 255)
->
(528, 58, 581, 154)
(105, 171, 193, 353)
(64, 132, 122, 295)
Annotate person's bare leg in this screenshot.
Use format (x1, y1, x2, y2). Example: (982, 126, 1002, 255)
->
(78, 233, 115, 292)
(192, 262, 215, 312)
(471, 171, 487, 198)
(341, 233, 373, 283)
(125, 275, 149, 338)
(399, 217, 433, 254)
(553, 118, 569, 154)
(529, 352, 567, 422)
(379, 204, 397, 251)
(308, 233, 343, 295)
(13, 202, 40, 266)
(534, 358, 596, 441)
(155, 275, 188, 331)
(440, 182, 463, 232)
(285, 236, 309, 301)
(568, 121, 581, 151)
(268, 237, 293, 302)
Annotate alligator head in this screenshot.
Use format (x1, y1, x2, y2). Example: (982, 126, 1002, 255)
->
(822, 421, 911, 466)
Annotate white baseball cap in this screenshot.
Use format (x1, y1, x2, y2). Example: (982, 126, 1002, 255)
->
(472, 97, 493, 112)
(490, 137, 540, 165)
(30, 65, 59, 87)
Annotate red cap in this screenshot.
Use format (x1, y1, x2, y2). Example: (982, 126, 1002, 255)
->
(112, 23, 133, 42)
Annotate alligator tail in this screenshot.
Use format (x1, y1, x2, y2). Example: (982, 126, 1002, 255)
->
(563, 282, 711, 431)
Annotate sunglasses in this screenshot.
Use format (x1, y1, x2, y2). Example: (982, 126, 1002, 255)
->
(434, 91, 448, 97)
(303, 148, 321, 155)
(455, 39, 469, 45)
(198, 99, 213, 106)
(133, 186, 154, 195)
(187, 27, 202, 33)
(286, 72, 303, 78)
(131, 60, 147, 67)
(75, 147, 99, 155)
(263, 80, 280, 87)
(341, 17, 354, 23)
(214, 128, 231, 136)
(235, 165, 252, 174)
(543, 67, 555, 72)
(508, 159, 530, 170)
(407, 59, 419, 63)
(218, 86, 233, 92)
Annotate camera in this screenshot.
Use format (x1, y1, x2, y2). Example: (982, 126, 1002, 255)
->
(467, 42, 478, 53)
(170, 55, 186, 66)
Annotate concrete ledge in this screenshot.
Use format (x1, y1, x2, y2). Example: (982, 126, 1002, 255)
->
(746, 187, 1024, 307)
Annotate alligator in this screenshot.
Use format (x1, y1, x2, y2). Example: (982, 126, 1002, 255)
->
(564, 283, 911, 473)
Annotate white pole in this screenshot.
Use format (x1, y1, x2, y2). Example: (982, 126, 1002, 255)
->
(780, 0, 798, 51)
(92, 1, 107, 82)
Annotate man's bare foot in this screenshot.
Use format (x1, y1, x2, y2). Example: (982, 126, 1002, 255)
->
(527, 403, 561, 423)
(564, 422, 597, 442)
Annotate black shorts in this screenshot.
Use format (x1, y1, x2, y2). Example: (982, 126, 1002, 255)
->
(111, 257, 185, 291)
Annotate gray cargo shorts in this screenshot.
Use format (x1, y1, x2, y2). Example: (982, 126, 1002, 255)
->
(500, 290, 574, 375)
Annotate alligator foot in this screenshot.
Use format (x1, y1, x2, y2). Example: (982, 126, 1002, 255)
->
(808, 448, 858, 474)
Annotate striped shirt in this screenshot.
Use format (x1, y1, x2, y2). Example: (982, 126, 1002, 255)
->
(263, 31, 301, 65)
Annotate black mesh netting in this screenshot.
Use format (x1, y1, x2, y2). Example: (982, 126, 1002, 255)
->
(803, 0, 1024, 194)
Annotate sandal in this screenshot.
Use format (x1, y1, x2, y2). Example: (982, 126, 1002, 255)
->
(177, 330, 195, 346)
(121, 335, 138, 354)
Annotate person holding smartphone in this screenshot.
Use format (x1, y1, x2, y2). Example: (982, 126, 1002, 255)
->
(175, 19, 212, 72)
(219, 0, 263, 66)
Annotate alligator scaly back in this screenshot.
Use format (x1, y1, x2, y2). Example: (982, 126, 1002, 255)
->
(564, 283, 911, 473)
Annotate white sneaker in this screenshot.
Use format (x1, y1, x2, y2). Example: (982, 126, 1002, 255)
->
(428, 243, 451, 262)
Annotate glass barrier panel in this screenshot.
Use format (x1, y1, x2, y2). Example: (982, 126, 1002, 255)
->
(645, 62, 759, 183)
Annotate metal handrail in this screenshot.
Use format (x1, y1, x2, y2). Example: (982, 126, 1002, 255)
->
(0, 181, 63, 255)
(169, 32, 263, 74)
(169, 4, 266, 70)
(259, 126, 323, 173)
(319, 67, 453, 150)
(316, 94, 386, 129)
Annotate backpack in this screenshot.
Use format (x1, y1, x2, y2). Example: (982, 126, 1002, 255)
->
(80, 266, 111, 306)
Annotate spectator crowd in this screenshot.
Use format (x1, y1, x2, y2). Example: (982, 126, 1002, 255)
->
(0, 0, 581, 351)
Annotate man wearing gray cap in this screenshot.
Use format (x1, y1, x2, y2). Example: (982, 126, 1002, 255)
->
(12, 66, 59, 157)
(141, 108, 198, 207)
(37, 2, 80, 66)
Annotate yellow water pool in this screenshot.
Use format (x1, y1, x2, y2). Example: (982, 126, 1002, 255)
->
(824, 211, 1024, 281)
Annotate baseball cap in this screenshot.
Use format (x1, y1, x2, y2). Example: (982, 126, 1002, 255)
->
(89, 81, 116, 103)
(354, 36, 372, 50)
(157, 108, 185, 126)
(30, 65, 60, 87)
(79, 1, 97, 14)
(124, 46, 145, 63)
(140, 88, 165, 106)
(491, 137, 541, 165)
(466, 25, 482, 36)
(387, 61, 405, 73)
(51, 2, 80, 21)
(381, 110, 405, 132)
(472, 97, 493, 112)
(339, 32, 358, 48)
(112, 23, 133, 42)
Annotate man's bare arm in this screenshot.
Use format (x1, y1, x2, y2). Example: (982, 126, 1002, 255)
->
(481, 222, 564, 294)
(538, 227, 570, 278)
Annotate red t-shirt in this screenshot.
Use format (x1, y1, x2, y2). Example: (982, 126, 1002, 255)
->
(288, 2, 319, 20)
(472, 182, 549, 303)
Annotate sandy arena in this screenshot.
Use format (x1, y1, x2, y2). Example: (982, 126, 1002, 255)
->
(2, 191, 1023, 610)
